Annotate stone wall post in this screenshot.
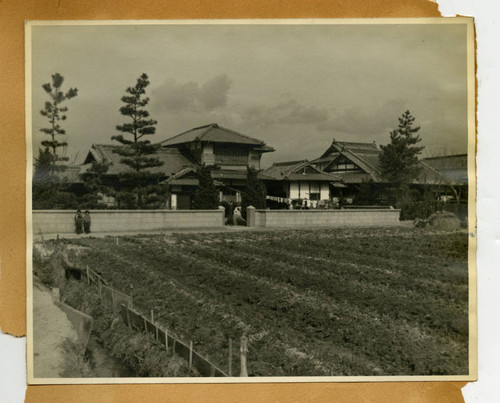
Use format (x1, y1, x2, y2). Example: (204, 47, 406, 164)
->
(246, 205, 256, 227)
(218, 205, 226, 226)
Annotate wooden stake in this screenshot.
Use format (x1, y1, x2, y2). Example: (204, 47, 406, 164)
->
(165, 329, 169, 351)
(126, 307, 131, 329)
(116, 237, 119, 245)
(240, 335, 248, 377)
(155, 324, 159, 342)
(228, 338, 233, 376)
(189, 341, 193, 370)
(86, 265, 90, 285)
(143, 317, 148, 334)
(172, 339, 176, 355)
(150, 310, 154, 322)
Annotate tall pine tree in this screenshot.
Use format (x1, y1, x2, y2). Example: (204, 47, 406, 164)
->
(39, 73, 78, 175)
(379, 110, 424, 206)
(112, 73, 163, 208)
(241, 167, 267, 219)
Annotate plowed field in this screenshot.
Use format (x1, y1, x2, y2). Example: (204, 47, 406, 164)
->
(58, 227, 469, 377)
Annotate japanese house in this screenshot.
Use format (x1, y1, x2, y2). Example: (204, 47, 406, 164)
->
(310, 139, 461, 204)
(259, 160, 342, 209)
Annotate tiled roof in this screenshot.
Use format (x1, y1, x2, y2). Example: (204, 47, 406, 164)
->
(210, 169, 249, 180)
(55, 165, 84, 184)
(423, 154, 468, 170)
(314, 139, 457, 185)
(82, 144, 198, 176)
(160, 123, 274, 151)
(422, 154, 468, 184)
(261, 160, 342, 182)
(317, 139, 379, 160)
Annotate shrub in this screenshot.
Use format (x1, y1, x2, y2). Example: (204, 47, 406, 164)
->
(400, 200, 446, 221)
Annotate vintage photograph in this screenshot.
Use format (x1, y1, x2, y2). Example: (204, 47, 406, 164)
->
(26, 19, 475, 383)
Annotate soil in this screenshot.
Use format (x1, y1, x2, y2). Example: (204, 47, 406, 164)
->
(32, 279, 79, 378)
(45, 227, 469, 377)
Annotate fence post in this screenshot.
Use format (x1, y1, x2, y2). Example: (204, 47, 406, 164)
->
(228, 338, 233, 376)
(126, 307, 131, 329)
(116, 237, 119, 245)
(143, 317, 148, 333)
(172, 339, 176, 355)
(165, 328, 169, 350)
(189, 341, 193, 371)
(246, 206, 256, 227)
(86, 265, 90, 285)
(240, 335, 248, 377)
(218, 205, 225, 226)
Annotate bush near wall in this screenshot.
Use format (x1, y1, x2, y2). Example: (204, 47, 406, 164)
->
(399, 200, 468, 222)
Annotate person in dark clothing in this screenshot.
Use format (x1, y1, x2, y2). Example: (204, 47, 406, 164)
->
(83, 210, 91, 234)
(74, 210, 84, 234)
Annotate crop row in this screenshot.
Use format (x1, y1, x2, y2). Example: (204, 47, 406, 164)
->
(65, 228, 468, 376)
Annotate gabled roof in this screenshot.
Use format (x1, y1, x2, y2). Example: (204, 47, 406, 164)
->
(315, 139, 379, 160)
(160, 123, 274, 152)
(261, 160, 342, 182)
(312, 139, 383, 181)
(312, 139, 460, 185)
(82, 144, 198, 176)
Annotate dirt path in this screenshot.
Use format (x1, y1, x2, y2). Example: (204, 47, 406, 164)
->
(33, 280, 79, 378)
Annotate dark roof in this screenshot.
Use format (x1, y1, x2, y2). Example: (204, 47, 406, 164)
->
(55, 166, 84, 184)
(160, 123, 274, 152)
(316, 139, 379, 160)
(82, 144, 198, 176)
(210, 169, 249, 181)
(261, 160, 342, 182)
(423, 154, 468, 170)
(313, 139, 459, 185)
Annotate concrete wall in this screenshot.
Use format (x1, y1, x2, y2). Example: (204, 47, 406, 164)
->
(246, 207, 401, 228)
(32, 209, 225, 234)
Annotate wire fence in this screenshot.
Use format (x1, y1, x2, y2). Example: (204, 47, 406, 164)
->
(82, 264, 233, 377)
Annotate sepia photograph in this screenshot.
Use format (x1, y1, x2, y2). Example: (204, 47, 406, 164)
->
(26, 19, 476, 383)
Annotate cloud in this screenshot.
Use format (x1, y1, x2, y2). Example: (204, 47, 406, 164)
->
(242, 100, 330, 128)
(151, 74, 232, 114)
(198, 74, 232, 111)
(316, 99, 409, 138)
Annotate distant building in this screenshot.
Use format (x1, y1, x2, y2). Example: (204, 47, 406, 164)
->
(311, 139, 465, 204)
(81, 123, 274, 208)
(260, 160, 342, 208)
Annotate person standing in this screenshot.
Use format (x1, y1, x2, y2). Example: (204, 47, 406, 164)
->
(83, 210, 91, 234)
(74, 210, 84, 234)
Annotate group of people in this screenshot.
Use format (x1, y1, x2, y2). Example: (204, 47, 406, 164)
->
(74, 210, 91, 234)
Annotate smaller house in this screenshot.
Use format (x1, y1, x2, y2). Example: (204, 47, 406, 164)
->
(311, 139, 455, 204)
(260, 160, 342, 208)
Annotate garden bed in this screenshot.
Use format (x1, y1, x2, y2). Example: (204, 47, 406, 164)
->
(46, 226, 469, 377)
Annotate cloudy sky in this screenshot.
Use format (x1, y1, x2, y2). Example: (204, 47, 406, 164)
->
(29, 21, 470, 168)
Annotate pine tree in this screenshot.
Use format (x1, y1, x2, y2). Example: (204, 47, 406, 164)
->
(379, 110, 424, 206)
(241, 167, 267, 219)
(33, 147, 55, 184)
(112, 73, 163, 208)
(193, 165, 220, 209)
(79, 159, 113, 209)
(39, 73, 78, 175)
